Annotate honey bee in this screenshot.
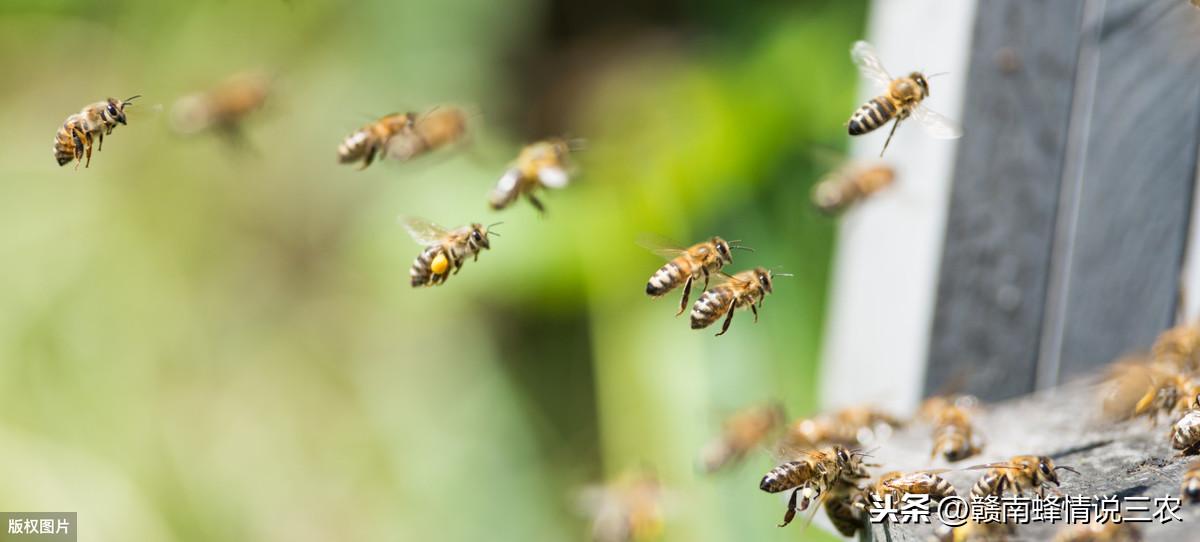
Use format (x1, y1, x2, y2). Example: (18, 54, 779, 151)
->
(823, 481, 867, 537)
(386, 105, 469, 161)
(968, 455, 1079, 499)
(1170, 396, 1200, 454)
(1182, 459, 1200, 503)
(920, 395, 984, 462)
(784, 405, 903, 449)
(1052, 522, 1142, 542)
(643, 236, 745, 316)
(849, 41, 962, 156)
(811, 163, 896, 214)
(933, 521, 1015, 542)
(170, 72, 270, 139)
(402, 217, 498, 287)
(759, 446, 870, 528)
(870, 470, 958, 503)
(490, 139, 576, 212)
(690, 268, 783, 336)
(698, 401, 785, 473)
(53, 95, 141, 168)
(1152, 323, 1200, 372)
(1134, 367, 1199, 423)
(337, 112, 417, 169)
(576, 470, 665, 542)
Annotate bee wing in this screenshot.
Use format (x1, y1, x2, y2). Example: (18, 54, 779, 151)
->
(963, 462, 1020, 471)
(636, 234, 688, 259)
(911, 104, 963, 139)
(400, 216, 449, 245)
(538, 166, 570, 189)
(850, 41, 893, 90)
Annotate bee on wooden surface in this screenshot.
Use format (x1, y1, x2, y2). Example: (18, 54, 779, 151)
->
(759, 445, 871, 528)
(576, 470, 665, 542)
(783, 405, 903, 450)
(968, 455, 1079, 499)
(643, 236, 747, 316)
(699, 401, 785, 473)
(1170, 396, 1200, 454)
(386, 105, 469, 161)
(933, 521, 1015, 542)
(53, 95, 141, 168)
(490, 138, 578, 212)
(170, 72, 270, 140)
(870, 470, 958, 503)
(811, 162, 896, 214)
(690, 267, 784, 336)
(823, 481, 868, 537)
(848, 41, 962, 156)
(1152, 323, 1200, 372)
(337, 112, 416, 169)
(920, 395, 984, 462)
(1052, 522, 1142, 542)
(1182, 459, 1200, 503)
(402, 217, 498, 288)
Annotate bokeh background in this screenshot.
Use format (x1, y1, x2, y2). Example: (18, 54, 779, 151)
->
(0, 0, 866, 540)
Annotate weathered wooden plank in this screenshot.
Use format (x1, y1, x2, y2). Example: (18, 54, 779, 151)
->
(925, 0, 1085, 401)
(1050, 0, 1200, 380)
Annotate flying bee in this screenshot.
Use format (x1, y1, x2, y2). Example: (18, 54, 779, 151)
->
(699, 401, 786, 473)
(1170, 396, 1200, 454)
(53, 95, 141, 168)
(170, 71, 270, 140)
(784, 405, 903, 450)
(759, 445, 871, 528)
(968, 455, 1079, 499)
(870, 470, 958, 503)
(337, 112, 417, 169)
(387, 105, 469, 161)
(1052, 522, 1142, 542)
(576, 470, 666, 542)
(402, 217, 499, 288)
(1152, 323, 1200, 372)
(848, 41, 962, 156)
(1182, 459, 1200, 503)
(643, 236, 749, 316)
(811, 162, 896, 214)
(920, 395, 984, 462)
(490, 138, 578, 212)
(690, 267, 784, 336)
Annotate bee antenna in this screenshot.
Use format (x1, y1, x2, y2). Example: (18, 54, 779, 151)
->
(485, 221, 504, 236)
(731, 246, 755, 252)
(124, 94, 142, 103)
(926, 72, 949, 79)
(564, 137, 587, 152)
(773, 272, 794, 278)
(1055, 466, 1080, 476)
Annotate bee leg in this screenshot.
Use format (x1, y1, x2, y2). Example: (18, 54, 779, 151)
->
(778, 487, 800, 527)
(83, 131, 93, 168)
(702, 269, 710, 291)
(879, 118, 903, 157)
(360, 146, 377, 170)
(715, 301, 736, 336)
(526, 193, 546, 214)
(453, 258, 464, 275)
(751, 303, 759, 323)
(97, 131, 104, 152)
(675, 276, 693, 317)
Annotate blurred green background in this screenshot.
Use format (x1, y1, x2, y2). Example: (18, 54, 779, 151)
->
(0, 0, 865, 540)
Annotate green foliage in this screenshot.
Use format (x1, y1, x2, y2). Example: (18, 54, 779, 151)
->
(0, 0, 862, 540)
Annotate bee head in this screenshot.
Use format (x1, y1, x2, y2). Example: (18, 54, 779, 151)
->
(910, 73, 929, 96)
(469, 223, 491, 250)
(111, 95, 140, 125)
(755, 267, 773, 294)
(712, 237, 733, 264)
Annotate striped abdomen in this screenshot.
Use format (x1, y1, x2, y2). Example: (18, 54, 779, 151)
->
(410, 245, 448, 287)
(969, 469, 1006, 499)
(848, 96, 899, 136)
(924, 474, 958, 500)
(337, 129, 375, 164)
(690, 285, 735, 329)
(759, 461, 810, 493)
(646, 257, 695, 296)
(1183, 462, 1200, 503)
(53, 115, 86, 166)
